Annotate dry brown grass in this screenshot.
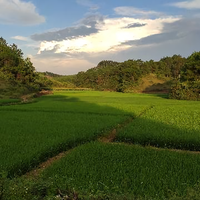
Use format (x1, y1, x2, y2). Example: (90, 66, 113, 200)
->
(129, 74, 172, 93)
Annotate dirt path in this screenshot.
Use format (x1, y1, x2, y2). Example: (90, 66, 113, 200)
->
(98, 117, 133, 143)
(25, 150, 71, 179)
(99, 105, 154, 143)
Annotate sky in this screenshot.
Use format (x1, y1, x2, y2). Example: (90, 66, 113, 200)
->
(0, 0, 200, 75)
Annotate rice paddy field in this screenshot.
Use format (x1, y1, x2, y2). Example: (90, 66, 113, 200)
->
(0, 91, 200, 199)
(0, 99, 20, 106)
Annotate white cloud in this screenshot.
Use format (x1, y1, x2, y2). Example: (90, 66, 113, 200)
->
(37, 16, 180, 55)
(170, 0, 200, 9)
(11, 35, 29, 41)
(30, 55, 95, 75)
(76, 0, 99, 10)
(0, 0, 45, 25)
(114, 7, 162, 18)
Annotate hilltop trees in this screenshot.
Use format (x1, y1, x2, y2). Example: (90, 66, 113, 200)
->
(181, 52, 200, 82)
(1, 36, 199, 100)
(74, 53, 200, 101)
(75, 59, 148, 92)
(0, 37, 37, 87)
(0, 37, 52, 92)
(75, 56, 186, 93)
(170, 52, 200, 100)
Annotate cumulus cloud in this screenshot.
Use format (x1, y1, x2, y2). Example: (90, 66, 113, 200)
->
(0, 0, 45, 25)
(122, 18, 200, 46)
(111, 27, 200, 62)
(76, 0, 99, 10)
(170, 0, 200, 9)
(29, 8, 188, 75)
(31, 15, 104, 41)
(31, 26, 98, 42)
(11, 36, 29, 41)
(35, 14, 180, 55)
(114, 7, 162, 18)
(31, 18, 200, 75)
(30, 54, 95, 75)
(124, 23, 147, 29)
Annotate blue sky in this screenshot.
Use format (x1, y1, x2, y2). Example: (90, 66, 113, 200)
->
(0, 0, 200, 74)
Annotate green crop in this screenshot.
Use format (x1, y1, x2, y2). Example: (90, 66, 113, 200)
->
(40, 142, 200, 199)
(0, 92, 131, 177)
(116, 103, 200, 150)
(0, 99, 20, 106)
(1, 91, 200, 199)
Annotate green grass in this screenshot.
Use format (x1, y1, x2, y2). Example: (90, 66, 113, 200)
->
(0, 92, 135, 177)
(1, 91, 200, 199)
(0, 111, 125, 177)
(0, 99, 20, 105)
(0, 91, 150, 116)
(39, 142, 200, 199)
(116, 103, 200, 150)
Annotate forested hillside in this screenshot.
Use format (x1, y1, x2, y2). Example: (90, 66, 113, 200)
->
(40, 72, 76, 88)
(75, 55, 186, 92)
(74, 52, 199, 100)
(0, 37, 51, 98)
(170, 52, 200, 100)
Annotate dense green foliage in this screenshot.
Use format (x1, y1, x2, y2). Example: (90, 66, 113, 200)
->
(170, 52, 200, 100)
(0, 37, 52, 97)
(72, 53, 198, 98)
(0, 38, 37, 88)
(38, 72, 76, 88)
(75, 56, 186, 92)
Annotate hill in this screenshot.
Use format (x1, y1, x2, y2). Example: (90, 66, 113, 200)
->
(0, 37, 52, 99)
(130, 74, 172, 94)
(0, 76, 33, 99)
(74, 57, 186, 93)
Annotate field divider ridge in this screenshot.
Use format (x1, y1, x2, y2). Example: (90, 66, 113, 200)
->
(98, 105, 155, 143)
(0, 108, 130, 117)
(24, 150, 72, 179)
(22, 106, 155, 179)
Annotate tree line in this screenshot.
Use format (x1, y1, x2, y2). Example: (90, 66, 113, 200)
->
(0, 37, 51, 93)
(75, 56, 186, 91)
(75, 53, 199, 100)
(0, 36, 199, 100)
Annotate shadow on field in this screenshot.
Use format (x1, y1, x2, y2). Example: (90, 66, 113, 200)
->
(142, 92, 169, 99)
(0, 92, 199, 179)
(28, 94, 134, 117)
(36, 94, 200, 151)
(115, 115, 200, 151)
(0, 94, 133, 178)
